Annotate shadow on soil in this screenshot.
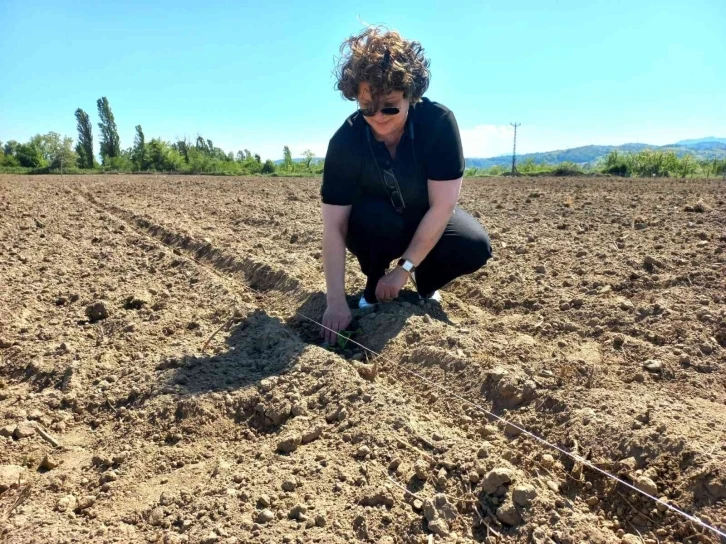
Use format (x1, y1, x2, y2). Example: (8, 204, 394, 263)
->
(165, 288, 452, 395)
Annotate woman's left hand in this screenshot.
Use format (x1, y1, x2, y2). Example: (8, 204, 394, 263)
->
(375, 267, 410, 303)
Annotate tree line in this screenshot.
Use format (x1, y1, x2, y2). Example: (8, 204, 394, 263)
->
(0, 97, 321, 176)
(466, 149, 726, 178)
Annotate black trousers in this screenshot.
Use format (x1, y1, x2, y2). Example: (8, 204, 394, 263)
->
(345, 198, 493, 302)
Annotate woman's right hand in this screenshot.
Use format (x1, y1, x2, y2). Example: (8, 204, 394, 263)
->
(321, 301, 352, 345)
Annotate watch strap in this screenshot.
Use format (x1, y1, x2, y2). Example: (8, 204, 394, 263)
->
(397, 258, 415, 273)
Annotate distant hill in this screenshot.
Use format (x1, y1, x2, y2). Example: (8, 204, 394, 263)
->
(465, 139, 726, 169)
(675, 137, 726, 146)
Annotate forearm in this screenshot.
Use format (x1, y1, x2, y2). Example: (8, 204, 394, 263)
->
(402, 205, 453, 266)
(322, 228, 347, 304)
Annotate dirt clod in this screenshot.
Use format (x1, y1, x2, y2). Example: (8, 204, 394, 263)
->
(496, 497, 523, 526)
(257, 509, 275, 523)
(355, 445, 371, 459)
(482, 467, 515, 494)
(40, 454, 60, 470)
(13, 423, 35, 439)
(56, 495, 77, 513)
(414, 458, 429, 480)
(635, 475, 658, 496)
(124, 292, 152, 309)
(512, 483, 537, 506)
(277, 433, 302, 453)
(0, 464, 26, 492)
(85, 300, 110, 321)
(281, 477, 297, 492)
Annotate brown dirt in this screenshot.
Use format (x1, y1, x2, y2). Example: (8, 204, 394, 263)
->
(1, 174, 725, 544)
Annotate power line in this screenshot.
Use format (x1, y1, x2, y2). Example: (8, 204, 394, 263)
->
(510, 122, 521, 175)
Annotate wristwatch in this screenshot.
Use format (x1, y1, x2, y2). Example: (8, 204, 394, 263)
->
(397, 258, 416, 274)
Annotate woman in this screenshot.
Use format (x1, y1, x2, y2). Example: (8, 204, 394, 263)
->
(320, 27, 493, 343)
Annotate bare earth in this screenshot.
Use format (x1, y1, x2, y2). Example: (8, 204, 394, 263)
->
(1, 174, 724, 544)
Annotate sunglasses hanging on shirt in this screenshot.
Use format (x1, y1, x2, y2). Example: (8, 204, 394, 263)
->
(365, 121, 418, 215)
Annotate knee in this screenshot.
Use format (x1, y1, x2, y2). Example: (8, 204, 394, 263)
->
(468, 229, 493, 271)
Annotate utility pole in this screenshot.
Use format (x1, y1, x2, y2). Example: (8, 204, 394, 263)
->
(510, 122, 521, 175)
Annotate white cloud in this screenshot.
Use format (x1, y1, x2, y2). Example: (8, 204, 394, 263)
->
(459, 124, 513, 158)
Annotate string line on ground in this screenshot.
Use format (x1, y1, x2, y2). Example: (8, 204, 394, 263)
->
(297, 312, 726, 540)
(71, 187, 725, 540)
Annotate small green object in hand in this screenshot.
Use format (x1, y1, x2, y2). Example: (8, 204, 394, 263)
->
(332, 329, 361, 351)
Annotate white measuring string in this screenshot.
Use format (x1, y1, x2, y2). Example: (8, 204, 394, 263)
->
(297, 312, 726, 540)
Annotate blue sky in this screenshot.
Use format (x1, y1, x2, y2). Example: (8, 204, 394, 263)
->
(1, 0, 724, 160)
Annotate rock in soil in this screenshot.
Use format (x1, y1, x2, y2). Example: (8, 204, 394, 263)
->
(0, 464, 26, 492)
(360, 486, 394, 508)
(0, 424, 15, 438)
(281, 477, 297, 492)
(56, 495, 77, 513)
(414, 458, 429, 480)
(496, 498, 523, 526)
(634, 475, 658, 496)
(257, 509, 275, 523)
(355, 445, 371, 459)
(85, 300, 110, 321)
(124, 292, 152, 309)
(512, 483, 537, 506)
(277, 433, 302, 453)
(13, 423, 35, 439)
(482, 467, 514, 494)
(40, 454, 60, 470)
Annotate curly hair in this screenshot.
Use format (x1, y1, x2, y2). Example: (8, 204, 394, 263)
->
(334, 26, 431, 105)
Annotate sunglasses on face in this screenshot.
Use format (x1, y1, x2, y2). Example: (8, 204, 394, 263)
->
(358, 106, 401, 117)
(358, 99, 404, 117)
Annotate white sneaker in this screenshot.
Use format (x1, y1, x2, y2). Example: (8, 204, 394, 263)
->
(358, 295, 376, 309)
(419, 290, 442, 303)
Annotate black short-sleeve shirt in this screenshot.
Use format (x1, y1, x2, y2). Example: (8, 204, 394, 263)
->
(321, 97, 464, 218)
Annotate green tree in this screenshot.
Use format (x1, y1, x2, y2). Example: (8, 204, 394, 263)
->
(47, 134, 78, 170)
(97, 97, 121, 163)
(28, 133, 57, 163)
(302, 149, 315, 170)
(3, 140, 19, 157)
(675, 154, 697, 178)
(74, 108, 95, 168)
(104, 150, 133, 171)
(173, 139, 190, 164)
(282, 145, 293, 172)
(0, 141, 20, 167)
(195, 136, 210, 154)
(146, 138, 183, 171)
(602, 150, 630, 176)
(132, 125, 146, 170)
(15, 142, 44, 167)
(261, 159, 276, 174)
(698, 159, 713, 178)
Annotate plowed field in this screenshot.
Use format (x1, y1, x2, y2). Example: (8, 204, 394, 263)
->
(1, 174, 724, 544)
